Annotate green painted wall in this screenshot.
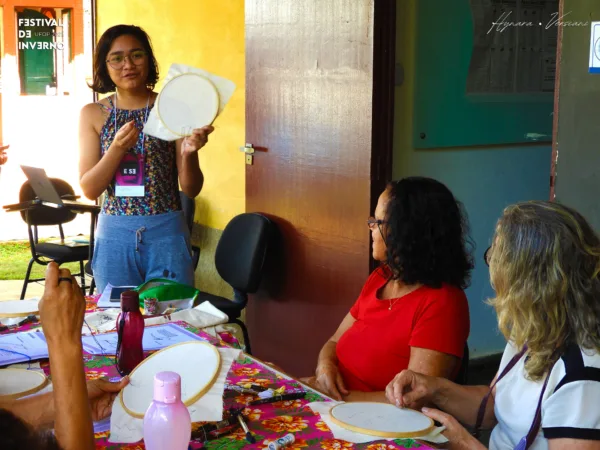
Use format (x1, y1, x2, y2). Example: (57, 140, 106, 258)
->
(553, 0, 600, 225)
(394, 0, 552, 357)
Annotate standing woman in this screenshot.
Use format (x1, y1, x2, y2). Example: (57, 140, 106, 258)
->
(79, 25, 212, 293)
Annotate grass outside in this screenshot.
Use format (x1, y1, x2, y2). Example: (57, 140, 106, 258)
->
(0, 240, 82, 280)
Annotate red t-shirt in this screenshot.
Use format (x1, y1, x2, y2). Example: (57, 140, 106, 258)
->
(336, 267, 470, 392)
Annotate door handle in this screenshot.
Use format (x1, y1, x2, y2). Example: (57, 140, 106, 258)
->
(239, 143, 255, 165)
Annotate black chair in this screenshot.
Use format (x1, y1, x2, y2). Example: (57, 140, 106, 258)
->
(195, 213, 273, 354)
(180, 191, 200, 270)
(455, 342, 470, 385)
(19, 179, 89, 299)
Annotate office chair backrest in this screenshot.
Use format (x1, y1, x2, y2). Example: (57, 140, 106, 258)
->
(19, 178, 77, 226)
(215, 213, 272, 293)
(179, 191, 195, 234)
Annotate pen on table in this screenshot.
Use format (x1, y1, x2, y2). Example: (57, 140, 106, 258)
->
(236, 413, 256, 444)
(249, 391, 306, 406)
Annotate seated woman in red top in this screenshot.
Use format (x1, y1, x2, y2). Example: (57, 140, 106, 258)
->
(306, 177, 473, 402)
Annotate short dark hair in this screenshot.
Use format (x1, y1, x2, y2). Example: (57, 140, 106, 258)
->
(0, 409, 61, 450)
(89, 24, 159, 94)
(384, 177, 474, 289)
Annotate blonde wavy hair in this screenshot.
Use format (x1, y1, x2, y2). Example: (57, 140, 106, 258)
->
(488, 201, 600, 381)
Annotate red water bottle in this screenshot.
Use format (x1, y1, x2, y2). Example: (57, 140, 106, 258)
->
(116, 290, 145, 375)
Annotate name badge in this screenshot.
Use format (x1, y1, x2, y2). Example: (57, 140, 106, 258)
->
(115, 153, 145, 197)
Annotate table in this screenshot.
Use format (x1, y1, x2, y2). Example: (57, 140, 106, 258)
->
(2, 298, 435, 450)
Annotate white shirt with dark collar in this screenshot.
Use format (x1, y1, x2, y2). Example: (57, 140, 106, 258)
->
(490, 342, 600, 450)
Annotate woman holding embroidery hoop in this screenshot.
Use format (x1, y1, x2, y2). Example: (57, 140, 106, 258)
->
(386, 201, 600, 450)
(79, 25, 212, 293)
(304, 177, 473, 402)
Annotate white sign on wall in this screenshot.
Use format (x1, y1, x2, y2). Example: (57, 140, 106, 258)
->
(590, 21, 600, 73)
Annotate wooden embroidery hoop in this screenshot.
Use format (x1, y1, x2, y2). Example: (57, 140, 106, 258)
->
(119, 341, 221, 419)
(155, 72, 220, 138)
(0, 299, 39, 318)
(0, 369, 48, 401)
(329, 402, 435, 438)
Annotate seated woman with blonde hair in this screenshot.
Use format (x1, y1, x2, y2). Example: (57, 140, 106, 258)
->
(305, 177, 473, 402)
(387, 201, 600, 450)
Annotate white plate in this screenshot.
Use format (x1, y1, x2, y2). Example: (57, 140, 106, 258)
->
(120, 341, 221, 418)
(330, 402, 435, 438)
(0, 369, 48, 400)
(0, 299, 39, 318)
(156, 73, 219, 137)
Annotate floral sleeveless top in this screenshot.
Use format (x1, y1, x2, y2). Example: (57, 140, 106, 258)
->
(98, 96, 181, 215)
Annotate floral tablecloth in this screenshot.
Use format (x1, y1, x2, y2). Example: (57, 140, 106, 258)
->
(2, 298, 433, 450)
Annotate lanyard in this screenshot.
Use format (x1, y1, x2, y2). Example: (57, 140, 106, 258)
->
(474, 345, 554, 449)
(113, 92, 150, 155)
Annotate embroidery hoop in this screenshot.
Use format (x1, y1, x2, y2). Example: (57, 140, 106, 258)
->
(155, 72, 219, 138)
(0, 299, 39, 318)
(0, 369, 48, 400)
(119, 341, 221, 419)
(329, 402, 435, 438)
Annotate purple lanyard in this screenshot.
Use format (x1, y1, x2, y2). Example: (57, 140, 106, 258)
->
(474, 345, 554, 450)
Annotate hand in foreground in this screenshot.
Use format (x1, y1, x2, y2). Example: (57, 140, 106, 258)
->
(181, 126, 214, 154)
(314, 363, 349, 401)
(39, 262, 85, 345)
(0, 144, 8, 165)
(422, 407, 486, 450)
(87, 377, 129, 421)
(385, 369, 436, 409)
(111, 121, 140, 154)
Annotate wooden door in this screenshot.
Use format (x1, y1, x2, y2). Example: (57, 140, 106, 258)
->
(17, 9, 55, 95)
(245, 0, 395, 376)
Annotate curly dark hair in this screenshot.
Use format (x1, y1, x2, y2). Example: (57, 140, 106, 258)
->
(89, 25, 159, 93)
(0, 409, 61, 450)
(384, 177, 474, 289)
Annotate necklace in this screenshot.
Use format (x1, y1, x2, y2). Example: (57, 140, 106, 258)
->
(388, 298, 399, 310)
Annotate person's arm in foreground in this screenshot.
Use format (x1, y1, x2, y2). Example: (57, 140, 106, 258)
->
(40, 262, 94, 450)
(343, 347, 460, 403)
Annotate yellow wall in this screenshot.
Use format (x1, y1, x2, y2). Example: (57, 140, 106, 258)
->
(96, 0, 245, 230)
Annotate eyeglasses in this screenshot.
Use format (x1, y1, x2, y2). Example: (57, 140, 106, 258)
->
(484, 246, 491, 266)
(106, 50, 147, 70)
(368, 216, 387, 245)
(367, 217, 385, 228)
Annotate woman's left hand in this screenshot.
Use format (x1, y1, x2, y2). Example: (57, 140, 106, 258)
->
(87, 377, 129, 421)
(421, 407, 486, 450)
(181, 126, 214, 154)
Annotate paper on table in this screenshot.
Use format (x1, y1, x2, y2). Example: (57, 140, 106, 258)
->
(307, 402, 448, 445)
(144, 301, 228, 328)
(81, 323, 206, 355)
(0, 331, 48, 366)
(108, 347, 240, 443)
(143, 63, 236, 141)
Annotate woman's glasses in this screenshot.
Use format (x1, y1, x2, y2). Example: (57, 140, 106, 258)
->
(367, 217, 387, 245)
(367, 217, 385, 229)
(484, 246, 491, 266)
(106, 50, 147, 70)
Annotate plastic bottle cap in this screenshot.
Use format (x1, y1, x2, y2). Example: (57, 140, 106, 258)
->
(153, 371, 182, 404)
(121, 290, 140, 312)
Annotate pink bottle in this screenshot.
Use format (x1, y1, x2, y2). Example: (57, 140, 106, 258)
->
(143, 371, 191, 450)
